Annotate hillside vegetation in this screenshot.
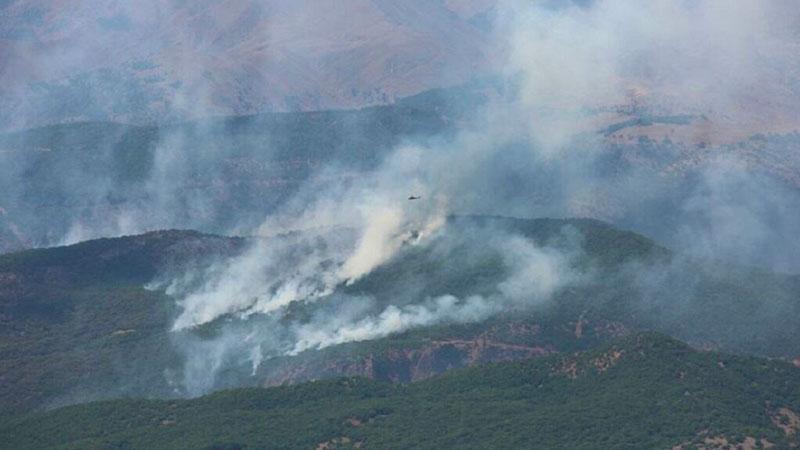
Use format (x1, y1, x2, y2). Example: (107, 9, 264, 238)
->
(0, 230, 245, 416)
(2, 217, 799, 420)
(2, 333, 799, 449)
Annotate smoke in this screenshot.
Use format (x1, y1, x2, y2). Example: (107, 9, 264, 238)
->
(502, 0, 799, 126)
(156, 119, 590, 392)
(166, 145, 449, 332)
(0, 0, 493, 250)
(164, 217, 583, 393)
(3, 0, 798, 260)
(159, 126, 578, 392)
(148, 0, 800, 394)
(493, 0, 800, 271)
(288, 295, 492, 356)
(3, 0, 800, 397)
(292, 226, 580, 354)
(55, 125, 235, 246)
(674, 156, 800, 272)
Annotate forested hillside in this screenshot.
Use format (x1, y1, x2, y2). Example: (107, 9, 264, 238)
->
(3, 333, 799, 449)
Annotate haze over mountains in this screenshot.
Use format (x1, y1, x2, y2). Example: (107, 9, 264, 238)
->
(2, 1, 800, 448)
(4, 0, 799, 136)
(0, 0, 496, 129)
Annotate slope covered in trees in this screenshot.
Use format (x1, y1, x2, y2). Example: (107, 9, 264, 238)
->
(1, 217, 799, 420)
(3, 333, 799, 449)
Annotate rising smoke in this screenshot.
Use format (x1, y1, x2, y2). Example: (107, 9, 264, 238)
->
(2, 0, 800, 395)
(156, 0, 800, 393)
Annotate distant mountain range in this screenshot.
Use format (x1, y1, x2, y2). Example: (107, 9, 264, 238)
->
(0, 0, 496, 129)
(2, 83, 800, 270)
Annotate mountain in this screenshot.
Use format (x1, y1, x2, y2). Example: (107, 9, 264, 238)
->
(0, 0, 497, 130)
(0, 229, 246, 416)
(3, 2, 800, 448)
(3, 333, 799, 449)
(2, 82, 800, 271)
(2, 216, 799, 419)
(0, 85, 487, 254)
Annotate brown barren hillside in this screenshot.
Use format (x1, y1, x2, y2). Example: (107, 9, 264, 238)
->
(0, 0, 496, 129)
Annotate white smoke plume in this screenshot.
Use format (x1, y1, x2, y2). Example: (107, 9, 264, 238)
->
(164, 216, 582, 393)
(167, 145, 448, 331)
(3, 0, 797, 397)
(288, 231, 579, 355)
(155, 0, 800, 394)
(288, 295, 493, 356)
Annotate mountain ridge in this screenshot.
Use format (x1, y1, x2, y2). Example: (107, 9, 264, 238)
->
(3, 332, 799, 449)
(2, 216, 799, 419)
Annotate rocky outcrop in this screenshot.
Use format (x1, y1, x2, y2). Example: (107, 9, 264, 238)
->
(263, 337, 554, 387)
(260, 318, 631, 387)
